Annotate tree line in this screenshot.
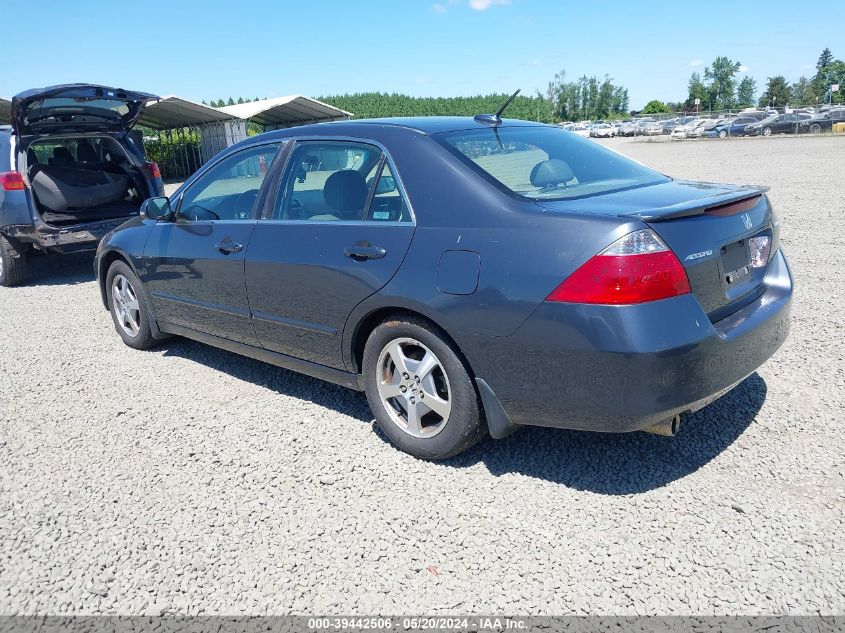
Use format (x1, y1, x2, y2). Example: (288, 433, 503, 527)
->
(201, 47, 843, 124)
(672, 48, 844, 114)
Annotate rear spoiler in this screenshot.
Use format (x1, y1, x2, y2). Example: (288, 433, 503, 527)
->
(621, 185, 769, 222)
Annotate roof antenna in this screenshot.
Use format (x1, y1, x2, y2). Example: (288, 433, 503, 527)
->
(474, 89, 521, 126)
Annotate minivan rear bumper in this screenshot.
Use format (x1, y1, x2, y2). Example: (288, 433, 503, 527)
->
(465, 249, 792, 433)
(4, 216, 135, 253)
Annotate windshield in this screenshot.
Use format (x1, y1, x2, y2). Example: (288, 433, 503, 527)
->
(435, 125, 669, 200)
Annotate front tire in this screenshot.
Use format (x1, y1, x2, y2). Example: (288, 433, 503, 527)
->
(762, 126, 773, 137)
(718, 129, 727, 138)
(0, 235, 28, 287)
(363, 316, 485, 459)
(809, 123, 821, 134)
(106, 260, 157, 350)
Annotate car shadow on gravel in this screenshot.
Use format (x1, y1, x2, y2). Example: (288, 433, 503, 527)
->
(451, 372, 767, 494)
(19, 252, 96, 287)
(159, 336, 765, 494)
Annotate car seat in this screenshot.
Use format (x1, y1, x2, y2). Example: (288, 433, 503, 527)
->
(322, 170, 368, 221)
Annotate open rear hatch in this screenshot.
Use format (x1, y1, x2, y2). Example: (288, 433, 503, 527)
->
(537, 180, 779, 321)
(12, 84, 157, 136)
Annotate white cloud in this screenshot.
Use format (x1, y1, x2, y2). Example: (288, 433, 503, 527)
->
(469, 0, 510, 10)
(739, 64, 750, 72)
(432, 3, 447, 13)
(415, 78, 429, 84)
(690, 59, 703, 67)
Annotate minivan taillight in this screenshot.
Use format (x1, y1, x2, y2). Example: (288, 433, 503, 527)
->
(546, 229, 691, 305)
(0, 171, 26, 191)
(147, 161, 161, 179)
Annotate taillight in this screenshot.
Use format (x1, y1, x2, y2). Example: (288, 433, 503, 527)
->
(147, 161, 161, 179)
(0, 171, 26, 191)
(546, 229, 691, 305)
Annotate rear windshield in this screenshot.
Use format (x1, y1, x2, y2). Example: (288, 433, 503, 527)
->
(435, 125, 668, 200)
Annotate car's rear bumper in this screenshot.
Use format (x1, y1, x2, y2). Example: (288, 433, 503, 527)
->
(5, 216, 135, 253)
(464, 249, 792, 433)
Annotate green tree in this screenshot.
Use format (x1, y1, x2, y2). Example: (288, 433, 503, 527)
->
(226, 97, 235, 106)
(758, 76, 791, 108)
(815, 60, 845, 103)
(545, 69, 630, 121)
(817, 47, 834, 71)
(641, 99, 671, 114)
(791, 76, 816, 105)
(686, 72, 709, 110)
(236, 97, 245, 104)
(736, 76, 757, 108)
(704, 56, 742, 109)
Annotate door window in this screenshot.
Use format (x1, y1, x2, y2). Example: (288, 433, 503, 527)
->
(273, 141, 404, 222)
(177, 143, 280, 222)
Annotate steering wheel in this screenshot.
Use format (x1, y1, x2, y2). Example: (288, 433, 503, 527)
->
(288, 197, 307, 220)
(233, 189, 259, 219)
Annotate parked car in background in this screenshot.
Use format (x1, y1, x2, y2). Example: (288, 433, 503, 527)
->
(745, 113, 811, 136)
(705, 117, 759, 138)
(618, 121, 639, 136)
(671, 118, 704, 140)
(590, 123, 616, 138)
(94, 117, 792, 459)
(0, 84, 164, 286)
(569, 123, 591, 137)
(642, 121, 664, 136)
(685, 119, 712, 138)
(797, 108, 845, 133)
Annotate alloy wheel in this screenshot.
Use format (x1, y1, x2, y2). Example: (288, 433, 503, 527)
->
(376, 337, 452, 439)
(763, 127, 772, 137)
(111, 274, 141, 337)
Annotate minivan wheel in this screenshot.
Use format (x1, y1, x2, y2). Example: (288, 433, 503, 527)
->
(363, 317, 485, 459)
(106, 260, 157, 350)
(0, 235, 28, 287)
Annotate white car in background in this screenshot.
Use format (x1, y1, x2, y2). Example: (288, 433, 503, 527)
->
(671, 118, 702, 139)
(591, 123, 616, 138)
(570, 123, 591, 137)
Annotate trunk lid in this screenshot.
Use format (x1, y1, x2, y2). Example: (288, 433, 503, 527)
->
(12, 84, 157, 136)
(536, 180, 779, 320)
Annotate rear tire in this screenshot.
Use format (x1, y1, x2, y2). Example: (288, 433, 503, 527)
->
(0, 235, 28, 287)
(363, 316, 485, 460)
(106, 260, 157, 350)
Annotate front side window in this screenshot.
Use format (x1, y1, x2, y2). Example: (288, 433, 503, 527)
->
(435, 125, 668, 200)
(177, 143, 280, 222)
(274, 142, 384, 221)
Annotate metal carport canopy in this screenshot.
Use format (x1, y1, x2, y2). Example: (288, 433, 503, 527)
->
(139, 96, 237, 130)
(218, 95, 352, 128)
(0, 97, 11, 125)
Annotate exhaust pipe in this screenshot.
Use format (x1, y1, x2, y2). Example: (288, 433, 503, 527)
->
(642, 414, 681, 437)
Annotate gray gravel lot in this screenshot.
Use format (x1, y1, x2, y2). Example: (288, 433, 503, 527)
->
(1, 135, 843, 616)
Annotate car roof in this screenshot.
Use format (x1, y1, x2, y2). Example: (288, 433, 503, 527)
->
(264, 116, 547, 138)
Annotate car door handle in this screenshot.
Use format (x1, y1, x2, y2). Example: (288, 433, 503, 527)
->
(215, 240, 243, 254)
(344, 242, 386, 261)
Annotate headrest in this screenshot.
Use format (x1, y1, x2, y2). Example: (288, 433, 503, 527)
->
(323, 170, 368, 216)
(76, 142, 97, 163)
(530, 159, 574, 189)
(50, 146, 73, 167)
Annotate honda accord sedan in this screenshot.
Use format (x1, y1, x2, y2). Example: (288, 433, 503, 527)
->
(95, 116, 792, 459)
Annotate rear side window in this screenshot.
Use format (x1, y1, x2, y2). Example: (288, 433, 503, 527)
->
(273, 141, 411, 223)
(436, 126, 668, 200)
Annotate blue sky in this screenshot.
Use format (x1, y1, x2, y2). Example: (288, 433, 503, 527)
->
(1, 0, 837, 109)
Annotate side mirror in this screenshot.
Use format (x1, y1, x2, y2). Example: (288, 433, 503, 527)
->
(141, 196, 172, 220)
(375, 175, 396, 195)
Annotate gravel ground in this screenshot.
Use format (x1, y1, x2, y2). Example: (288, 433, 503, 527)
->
(1, 135, 843, 616)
